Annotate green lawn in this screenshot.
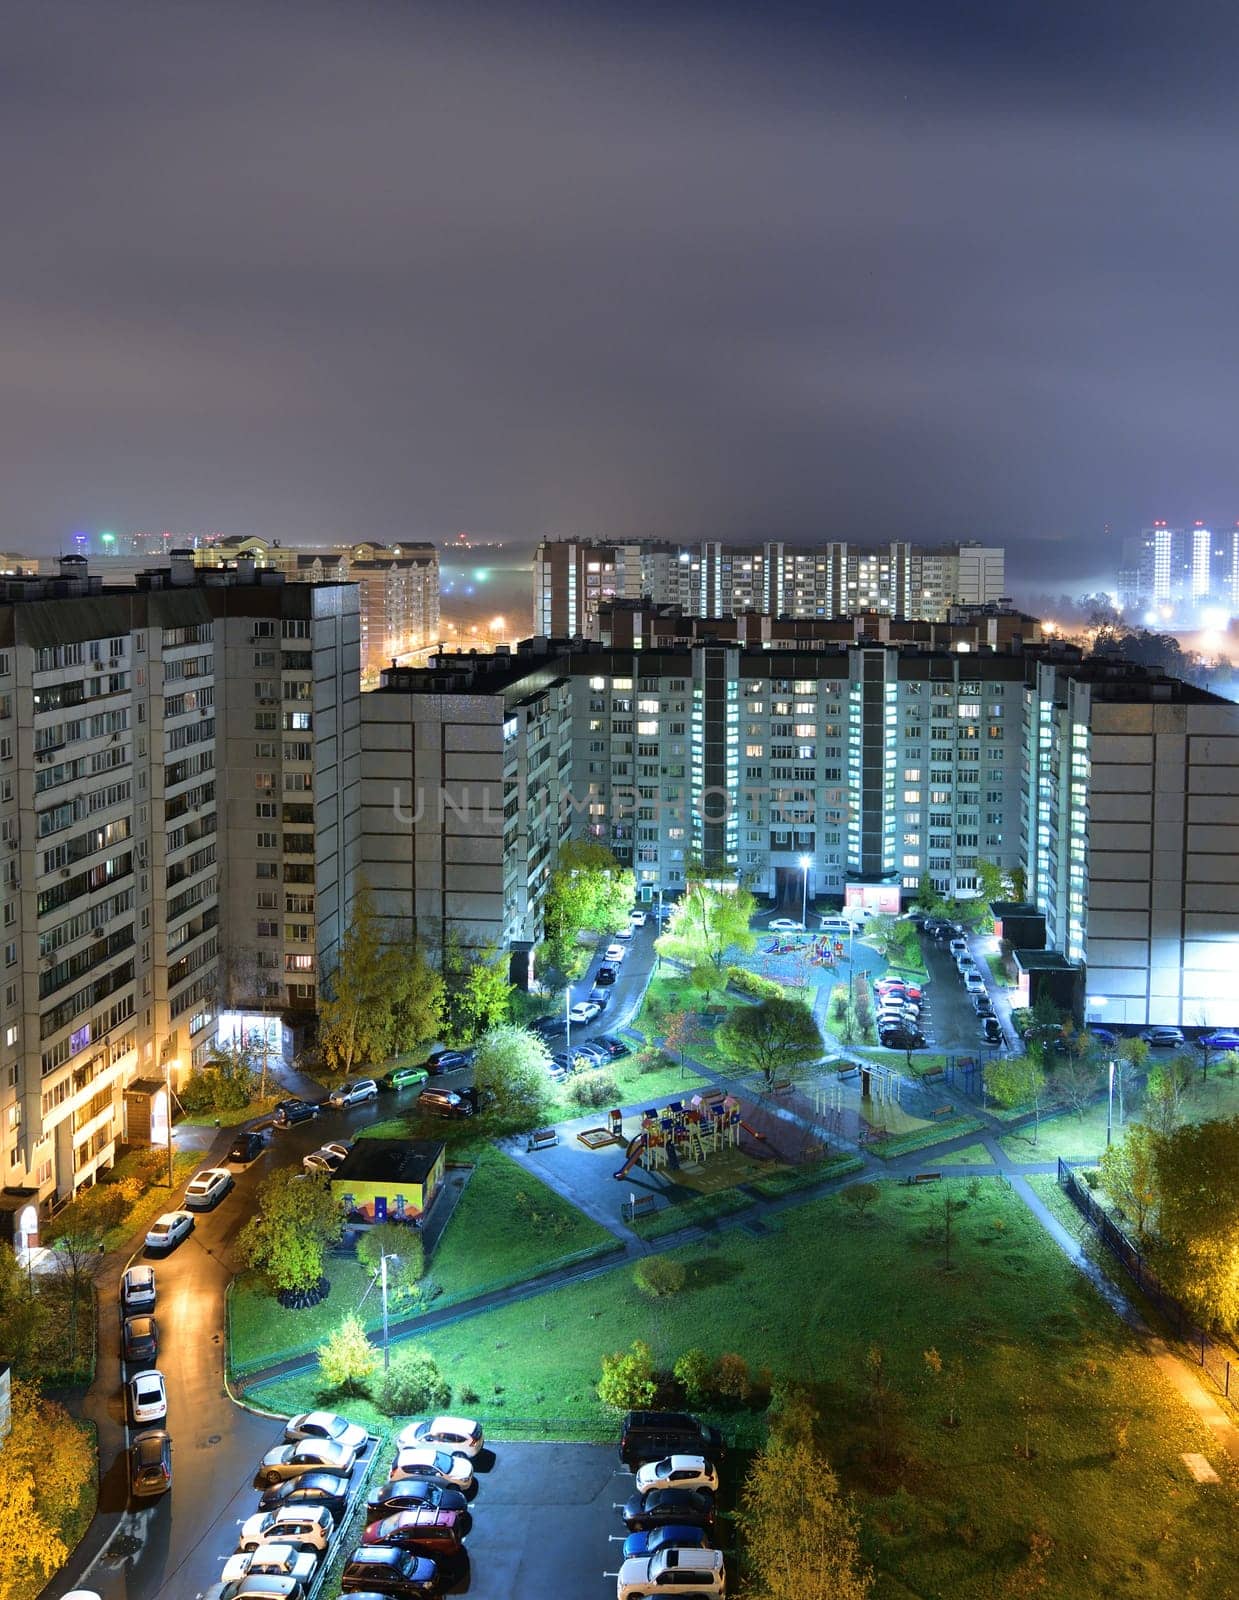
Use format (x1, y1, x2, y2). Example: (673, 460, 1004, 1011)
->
(104, 1149, 202, 1252)
(229, 1145, 614, 1375)
(852, 1048, 949, 1078)
(335, 1179, 1239, 1599)
(865, 1113, 985, 1160)
(985, 952, 1014, 988)
(935, 1141, 994, 1167)
(553, 1047, 705, 1112)
(628, 1188, 755, 1238)
(178, 1095, 281, 1128)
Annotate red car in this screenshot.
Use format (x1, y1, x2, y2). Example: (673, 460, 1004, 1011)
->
(361, 1508, 465, 1556)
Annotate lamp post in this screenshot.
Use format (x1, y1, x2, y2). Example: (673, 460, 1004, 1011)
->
(164, 1054, 174, 1189)
(564, 980, 572, 1060)
(799, 855, 812, 929)
(1106, 1058, 1115, 1149)
(379, 1253, 396, 1370)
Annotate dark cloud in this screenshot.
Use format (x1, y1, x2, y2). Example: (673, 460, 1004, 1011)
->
(3, 0, 1239, 575)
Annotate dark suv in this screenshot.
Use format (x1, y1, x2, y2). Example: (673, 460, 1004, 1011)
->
(274, 1098, 318, 1127)
(618, 1410, 724, 1469)
(417, 1087, 474, 1119)
(228, 1130, 266, 1163)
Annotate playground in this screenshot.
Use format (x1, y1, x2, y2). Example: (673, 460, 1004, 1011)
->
(744, 926, 890, 1009)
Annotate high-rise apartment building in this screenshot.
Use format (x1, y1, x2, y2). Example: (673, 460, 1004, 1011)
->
(196, 536, 439, 681)
(0, 556, 359, 1206)
(1024, 658, 1239, 1027)
(533, 538, 1006, 638)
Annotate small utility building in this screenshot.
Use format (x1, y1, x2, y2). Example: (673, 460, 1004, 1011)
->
(331, 1139, 446, 1224)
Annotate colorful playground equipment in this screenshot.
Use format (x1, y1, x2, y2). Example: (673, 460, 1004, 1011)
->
(611, 1095, 765, 1180)
(762, 933, 847, 964)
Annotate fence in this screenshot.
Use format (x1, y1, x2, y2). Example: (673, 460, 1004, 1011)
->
(1056, 1157, 1236, 1401)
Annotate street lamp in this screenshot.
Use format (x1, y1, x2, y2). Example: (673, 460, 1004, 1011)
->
(799, 855, 812, 929)
(1106, 1058, 1115, 1148)
(564, 981, 572, 1060)
(379, 1252, 398, 1370)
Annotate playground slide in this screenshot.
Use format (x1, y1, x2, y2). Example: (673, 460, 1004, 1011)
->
(613, 1133, 647, 1181)
(738, 1120, 767, 1141)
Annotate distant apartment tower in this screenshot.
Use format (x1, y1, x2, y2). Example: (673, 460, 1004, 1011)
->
(1024, 657, 1239, 1027)
(0, 556, 359, 1207)
(533, 538, 1006, 638)
(197, 536, 439, 681)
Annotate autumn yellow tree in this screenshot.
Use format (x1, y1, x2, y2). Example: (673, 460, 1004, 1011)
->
(736, 1435, 870, 1600)
(0, 1378, 94, 1595)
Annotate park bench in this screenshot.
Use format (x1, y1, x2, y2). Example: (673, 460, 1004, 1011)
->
(622, 1194, 659, 1222)
(921, 1067, 946, 1085)
(930, 1103, 955, 1120)
(770, 1078, 794, 1095)
(526, 1128, 560, 1152)
(905, 1171, 942, 1185)
(837, 1066, 860, 1082)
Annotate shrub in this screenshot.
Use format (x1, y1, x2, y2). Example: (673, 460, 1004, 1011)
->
(725, 966, 786, 1001)
(634, 1256, 687, 1298)
(567, 1072, 618, 1108)
(636, 1048, 674, 1076)
(830, 985, 849, 1023)
(316, 1313, 378, 1396)
(713, 1351, 752, 1404)
(378, 1346, 451, 1416)
(598, 1339, 657, 1410)
(674, 1346, 714, 1406)
(356, 1222, 425, 1300)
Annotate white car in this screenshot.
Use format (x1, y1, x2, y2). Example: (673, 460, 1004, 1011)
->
(145, 1210, 194, 1251)
(949, 937, 968, 957)
(220, 1545, 318, 1588)
(633, 1454, 719, 1495)
(128, 1369, 167, 1424)
(389, 1446, 474, 1489)
(963, 972, 987, 995)
(302, 1147, 348, 1176)
(629, 910, 648, 927)
(617, 1547, 726, 1599)
(256, 1438, 358, 1485)
(568, 1001, 602, 1025)
(604, 943, 628, 963)
(284, 1410, 368, 1455)
(326, 1078, 378, 1108)
(184, 1167, 234, 1211)
(237, 1504, 334, 1554)
(769, 918, 804, 932)
(394, 1416, 484, 1459)
(121, 1264, 156, 1312)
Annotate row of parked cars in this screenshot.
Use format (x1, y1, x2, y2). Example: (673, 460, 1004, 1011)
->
(613, 1411, 728, 1599)
(946, 937, 1004, 1046)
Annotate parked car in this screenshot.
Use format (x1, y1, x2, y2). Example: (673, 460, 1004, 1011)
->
(768, 918, 803, 932)
(588, 987, 613, 1008)
(203, 1579, 304, 1600)
(618, 1411, 725, 1470)
(948, 937, 968, 957)
(621, 1523, 713, 1561)
(366, 1478, 468, 1522)
(122, 1315, 158, 1364)
(1199, 1030, 1239, 1052)
(634, 1455, 719, 1495)
(980, 1017, 1003, 1045)
(879, 1027, 927, 1050)
(255, 1439, 358, 1487)
(129, 1428, 172, 1496)
(121, 1264, 156, 1313)
(1145, 1026, 1185, 1048)
(574, 1041, 612, 1065)
(972, 993, 995, 1016)
(237, 1504, 335, 1554)
(531, 1015, 567, 1038)
(258, 1473, 351, 1520)
(361, 1509, 464, 1556)
(145, 1210, 194, 1251)
(425, 1048, 474, 1072)
(381, 1064, 430, 1092)
(416, 1087, 474, 1119)
(604, 943, 628, 963)
(228, 1131, 266, 1164)
(593, 965, 618, 986)
(956, 955, 979, 975)
(629, 910, 648, 926)
(389, 1447, 473, 1489)
(622, 1488, 717, 1532)
(340, 1547, 441, 1596)
(220, 1547, 318, 1589)
(1087, 1026, 1118, 1047)
(614, 922, 634, 939)
(129, 1368, 167, 1423)
(185, 1166, 234, 1211)
(394, 1417, 484, 1459)
(568, 1001, 602, 1025)
(273, 1098, 318, 1127)
(327, 1079, 379, 1108)
(963, 972, 987, 995)
(285, 1411, 368, 1454)
(303, 1147, 349, 1176)
(617, 1547, 726, 1600)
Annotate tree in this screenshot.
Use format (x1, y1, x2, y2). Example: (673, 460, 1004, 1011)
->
(673, 1347, 714, 1407)
(736, 1436, 871, 1600)
(840, 1183, 881, 1223)
(597, 1338, 657, 1409)
(0, 1377, 94, 1597)
(984, 1054, 1047, 1139)
(1099, 1124, 1159, 1237)
(543, 842, 636, 973)
(634, 1256, 687, 1298)
(1144, 1057, 1189, 1136)
(179, 1041, 260, 1114)
(0, 1243, 44, 1371)
(1055, 1053, 1100, 1117)
(1114, 1036, 1150, 1124)
(452, 944, 514, 1042)
(46, 1225, 106, 1372)
(662, 1008, 705, 1067)
(236, 1168, 344, 1295)
(318, 882, 388, 1075)
(656, 873, 756, 972)
(1150, 1117, 1239, 1328)
(973, 856, 1010, 911)
(915, 872, 945, 915)
(317, 1313, 378, 1395)
(717, 996, 824, 1090)
(470, 1024, 552, 1127)
(381, 938, 446, 1058)
(356, 1222, 425, 1302)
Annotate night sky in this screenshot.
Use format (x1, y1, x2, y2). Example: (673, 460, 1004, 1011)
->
(5, 0, 1239, 584)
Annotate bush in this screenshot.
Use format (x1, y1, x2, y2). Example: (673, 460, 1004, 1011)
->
(634, 1256, 687, 1298)
(674, 1347, 714, 1406)
(567, 1072, 618, 1109)
(378, 1346, 451, 1416)
(636, 1048, 674, 1076)
(598, 1339, 657, 1410)
(726, 966, 786, 1001)
(830, 985, 849, 1023)
(714, 1351, 752, 1405)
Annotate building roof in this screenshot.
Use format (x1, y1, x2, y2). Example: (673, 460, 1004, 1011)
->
(1013, 950, 1081, 973)
(332, 1139, 444, 1187)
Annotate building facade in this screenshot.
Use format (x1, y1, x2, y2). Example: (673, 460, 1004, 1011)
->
(533, 538, 1006, 637)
